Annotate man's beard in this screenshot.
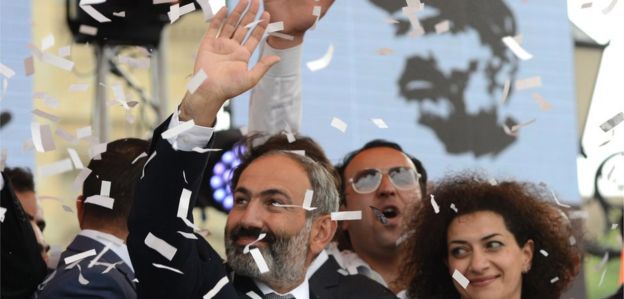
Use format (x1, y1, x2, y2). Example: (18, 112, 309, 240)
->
(225, 220, 312, 288)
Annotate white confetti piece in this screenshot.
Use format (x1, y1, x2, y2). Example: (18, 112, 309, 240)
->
(58, 46, 71, 57)
(371, 118, 388, 129)
(77, 264, 90, 285)
(511, 118, 536, 133)
(203, 276, 230, 299)
(330, 117, 347, 133)
(311, 6, 322, 30)
(73, 168, 92, 190)
(540, 249, 549, 257)
(303, 189, 314, 210)
(64, 249, 96, 265)
(452, 269, 469, 289)
(246, 291, 262, 299)
(0, 63, 16, 78)
(531, 93, 552, 111)
(402, 6, 425, 37)
(132, 152, 148, 164)
(39, 159, 74, 176)
(79, 2, 112, 23)
(611, 223, 619, 230)
(243, 233, 266, 254)
(581, 2, 593, 8)
(550, 189, 570, 208)
(32, 109, 60, 123)
(450, 203, 458, 213)
(24, 56, 35, 76)
(569, 236, 576, 245)
(88, 243, 111, 268)
(515, 76, 541, 91)
(168, 4, 180, 23)
(118, 56, 150, 69)
(435, 20, 450, 34)
(34, 92, 60, 108)
(144, 232, 177, 261)
(599, 112, 623, 132)
(42, 52, 75, 71)
(268, 32, 294, 41)
(273, 203, 316, 211)
(195, 0, 224, 20)
(79, 25, 98, 36)
(331, 211, 362, 221)
(284, 150, 305, 156)
(550, 276, 559, 283)
(177, 188, 192, 218)
(153, 263, 184, 274)
(177, 231, 198, 239)
(187, 69, 207, 94)
(249, 248, 269, 273)
(89, 143, 108, 159)
(31, 123, 56, 152)
(603, 0, 618, 14)
(181, 217, 200, 232)
(192, 147, 221, 153)
(141, 151, 157, 179)
(500, 79, 510, 104)
(307, 44, 334, 72)
(0, 207, 7, 223)
(266, 21, 284, 33)
(244, 19, 264, 29)
(153, 0, 176, 3)
(76, 126, 92, 139)
(84, 195, 115, 209)
(67, 148, 84, 169)
(162, 120, 195, 139)
(69, 83, 89, 92)
(595, 252, 609, 271)
(385, 17, 399, 24)
(100, 180, 111, 197)
(112, 11, 125, 17)
(502, 36, 533, 60)
(430, 194, 440, 214)
(42, 33, 55, 50)
(598, 269, 607, 286)
(178, 3, 196, 16)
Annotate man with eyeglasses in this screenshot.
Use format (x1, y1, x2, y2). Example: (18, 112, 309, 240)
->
(331, 140, 427, 296)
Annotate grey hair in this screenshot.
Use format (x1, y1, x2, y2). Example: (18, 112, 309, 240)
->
(265, 151, 340, 218)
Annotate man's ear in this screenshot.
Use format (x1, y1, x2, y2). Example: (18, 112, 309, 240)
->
(309, 214, 337, 255)
(76, 195, 85, 229)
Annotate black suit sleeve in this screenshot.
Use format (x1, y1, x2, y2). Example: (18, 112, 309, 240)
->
(127, 118, 240, 299)
(0, 173, 48, 299)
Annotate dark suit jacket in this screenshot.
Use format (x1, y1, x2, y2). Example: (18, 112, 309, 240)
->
(33, 235, 136, 299)
(1, 173, 48, 299)
(127, 119, 397, 298)
(309, 256, 396, 299)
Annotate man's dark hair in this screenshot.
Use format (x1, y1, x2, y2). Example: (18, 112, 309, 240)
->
(335, 139, 428, 204)
(82, 138, 149, 230)
(230, 133, 340, 193)
(4, 167, 35, 193)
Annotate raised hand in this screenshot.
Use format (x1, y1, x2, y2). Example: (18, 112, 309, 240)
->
(263, 0, 335, 48)
(180, 0, 280, 126)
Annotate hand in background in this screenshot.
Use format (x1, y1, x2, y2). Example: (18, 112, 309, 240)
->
(264, 0, 335, 48)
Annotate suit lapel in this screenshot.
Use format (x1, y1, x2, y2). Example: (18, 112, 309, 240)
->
(309, 256, 342, 299)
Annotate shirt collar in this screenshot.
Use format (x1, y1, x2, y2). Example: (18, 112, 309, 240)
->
(78, 229, 134, 272)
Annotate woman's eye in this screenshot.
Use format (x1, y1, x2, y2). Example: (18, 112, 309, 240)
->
(487, 241, 504, 249)
(450, 247, 468, 257)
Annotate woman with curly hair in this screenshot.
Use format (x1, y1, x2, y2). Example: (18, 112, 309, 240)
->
(401, 173, 581, 299)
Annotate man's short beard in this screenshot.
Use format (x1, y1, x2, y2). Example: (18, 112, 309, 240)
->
(225, 219, 312, 288)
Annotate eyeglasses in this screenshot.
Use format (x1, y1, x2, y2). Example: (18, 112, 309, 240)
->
(348, 166, 420, 194)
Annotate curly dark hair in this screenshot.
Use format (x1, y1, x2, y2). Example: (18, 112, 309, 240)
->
(402, 172, 581, 299)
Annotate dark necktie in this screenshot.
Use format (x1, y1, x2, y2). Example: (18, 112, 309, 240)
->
(264, 292, 295, 299)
